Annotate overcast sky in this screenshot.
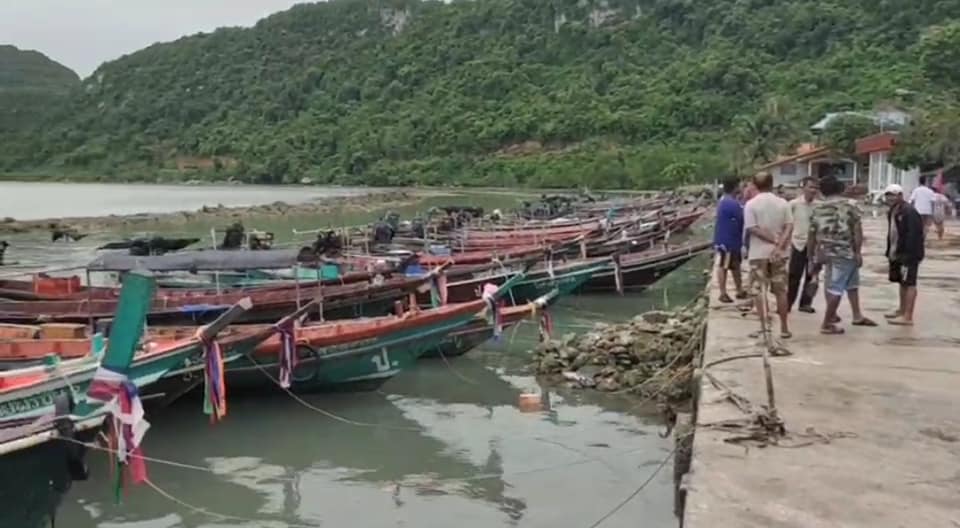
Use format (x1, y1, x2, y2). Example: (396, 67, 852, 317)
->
(1, 0, 307, 78)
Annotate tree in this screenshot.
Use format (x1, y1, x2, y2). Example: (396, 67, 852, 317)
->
(733, 98, 799, 172)
(891, 101, 960, 170)
(822, 115, 881, 157)
(917, 23, 960, 87)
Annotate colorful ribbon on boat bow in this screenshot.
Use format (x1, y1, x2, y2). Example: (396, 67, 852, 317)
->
(482, 283, 503, 339)
(538, 309, 553, 342)
(612, 255, 624, 295)
(88, 368, 149, 502)
(275, 318, 297, 389)
(202, 337, 227, 423)
(429, 273, 448, 308)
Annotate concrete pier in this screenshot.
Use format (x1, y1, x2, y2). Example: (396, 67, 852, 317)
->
(683, 216, 960, 527)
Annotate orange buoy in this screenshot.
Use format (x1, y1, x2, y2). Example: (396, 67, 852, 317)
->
(518, 392, 543, 412)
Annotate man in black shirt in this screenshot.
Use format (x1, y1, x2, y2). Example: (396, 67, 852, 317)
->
(883, 184, 925, 326)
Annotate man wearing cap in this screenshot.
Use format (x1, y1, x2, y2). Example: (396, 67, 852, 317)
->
(884, 184, 925, 326)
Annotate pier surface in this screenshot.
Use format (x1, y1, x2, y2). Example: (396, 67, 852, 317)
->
(684, 216, 960, 527)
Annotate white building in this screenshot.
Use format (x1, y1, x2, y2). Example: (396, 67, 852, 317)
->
(760, 143, 858, 188)
(855, 132, 920, 200)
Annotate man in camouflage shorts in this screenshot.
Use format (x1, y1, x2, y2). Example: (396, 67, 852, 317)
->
(807, 175, 877, 334)
(743, 172, 794, 339)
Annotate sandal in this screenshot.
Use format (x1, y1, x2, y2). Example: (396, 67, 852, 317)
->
(887, 317, 914, 326)
(735, 291, 749, 300)
(718, 293, 734, 304)
(798, 305, 816, 314)
(829, 315, 842, 324)
(780, 330, 793, 339)
(820, 324, 845, 335)
(883, 312, 901, 320)
(852, 317, 878, 327)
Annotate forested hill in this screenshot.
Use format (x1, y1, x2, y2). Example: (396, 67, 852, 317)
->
(4, 0, 960, 187)
(0, 45, 79, 132)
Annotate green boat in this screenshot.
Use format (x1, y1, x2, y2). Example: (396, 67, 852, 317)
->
(442, 258, 608, 305)
(422, 289, 560, 359)
(220, 273, 526, 393)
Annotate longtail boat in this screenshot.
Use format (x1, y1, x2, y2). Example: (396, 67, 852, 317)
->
(422, 289, 560, 358)
(0, 249, 400, 301)
(0, 268, 445, 325)
(0, 272, 252, 527)
(441, 258, 608, 304)
(578, 241, 712, 292)
(147, 273, 529, 393)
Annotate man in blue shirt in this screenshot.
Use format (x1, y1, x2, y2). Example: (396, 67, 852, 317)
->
(713, 177, 747, 303)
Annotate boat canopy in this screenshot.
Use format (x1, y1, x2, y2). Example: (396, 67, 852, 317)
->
(86, 249, 325, 272)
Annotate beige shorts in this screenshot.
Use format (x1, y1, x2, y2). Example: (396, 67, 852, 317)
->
(749, 258, 788, 296)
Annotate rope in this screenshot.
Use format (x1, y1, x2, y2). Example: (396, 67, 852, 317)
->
(145, 478, 320, 528)
(63, 434, 657, 487)
(437, 348, 479, 385)
(583, 446, 677, 528)
(250, 361, 421, 432)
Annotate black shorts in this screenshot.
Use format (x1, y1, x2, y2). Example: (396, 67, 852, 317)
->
(716, 248, 742, 270)
(888, 261, 919, 287)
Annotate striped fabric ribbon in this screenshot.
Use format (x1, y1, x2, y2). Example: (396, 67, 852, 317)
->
(482, 283, 503, 339)
(275, 318, 297, 389)
(538, 310, 553, 342)
(202, 337, 227, 423)
(89, 368, 149, 501)
(612, 256, 624, 295)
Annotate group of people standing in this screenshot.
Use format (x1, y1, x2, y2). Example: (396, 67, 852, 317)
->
(713, 171, 932, 338)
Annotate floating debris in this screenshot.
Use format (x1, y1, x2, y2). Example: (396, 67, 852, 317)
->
(533, 297, 706, 402)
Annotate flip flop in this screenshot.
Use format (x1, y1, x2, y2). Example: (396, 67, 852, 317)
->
(883, 312, 901, 319)
(780, 330, 793, 339)
(735, 291, 749, 300)
(829, 315, 842, 324)
(718, 293, 734, 304)
(887, 317, 914, 326)
(798, 306, 816, 314)
(852, 318, 878, 327)
(820, 325, 845, 335)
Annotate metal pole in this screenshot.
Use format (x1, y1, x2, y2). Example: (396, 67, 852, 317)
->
(86, 269, 94, 332)
(294, 264, 301, 309)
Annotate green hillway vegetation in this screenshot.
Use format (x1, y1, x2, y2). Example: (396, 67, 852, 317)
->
(2, 0, 960, 188)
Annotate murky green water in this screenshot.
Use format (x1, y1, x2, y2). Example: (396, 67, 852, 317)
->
(1, 183, 707, 528)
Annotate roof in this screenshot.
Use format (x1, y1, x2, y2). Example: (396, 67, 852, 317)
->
(810, 110, 910, 132)
(87, 249, 325, 272)
(855, 132, 898, 155)
(759, 145, 833, 170)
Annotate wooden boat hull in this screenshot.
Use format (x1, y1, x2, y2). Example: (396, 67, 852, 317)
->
(442, 260, 605, 305)
(0, 275, 428, 325)
(578, 242, 711, 292)
(0, 427, 97, 528)
(420, 294, 558, 359)
(221, 302, 492, 393)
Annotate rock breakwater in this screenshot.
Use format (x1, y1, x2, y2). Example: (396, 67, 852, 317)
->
(534, 297, 706, 402)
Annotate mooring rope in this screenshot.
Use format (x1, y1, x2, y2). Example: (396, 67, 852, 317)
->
(63, 435, 658, 487)
(250, 362, 421, 432)
(437, 348, 479, 385)
(145, 478, 320, 528)
(583, 446, 678, 528)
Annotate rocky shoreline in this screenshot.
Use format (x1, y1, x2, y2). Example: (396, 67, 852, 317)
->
(534, 296, 707, 402)
(0, 190, 426, 235)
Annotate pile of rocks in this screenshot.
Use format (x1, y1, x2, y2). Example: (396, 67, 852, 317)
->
(533, 297, 706, 401)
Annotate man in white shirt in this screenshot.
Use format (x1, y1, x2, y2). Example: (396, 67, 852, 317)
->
(744, 171, 794, 338)
(909, 175, 936, 233)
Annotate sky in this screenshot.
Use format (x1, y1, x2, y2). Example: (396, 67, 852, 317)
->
(0, 0, 307, 78)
